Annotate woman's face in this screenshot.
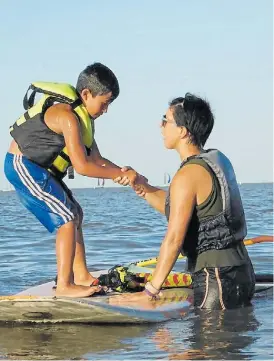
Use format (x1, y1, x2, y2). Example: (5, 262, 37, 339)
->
(161, 107, 182, 149)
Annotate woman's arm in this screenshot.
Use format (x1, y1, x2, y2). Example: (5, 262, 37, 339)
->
(149, 167, 197, 290)
(136, 183, 167, 215)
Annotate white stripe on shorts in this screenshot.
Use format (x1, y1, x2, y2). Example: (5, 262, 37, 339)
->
(14, 155, 74, 224)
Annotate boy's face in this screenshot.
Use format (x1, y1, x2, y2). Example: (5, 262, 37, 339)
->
(81, 89, 113, 118)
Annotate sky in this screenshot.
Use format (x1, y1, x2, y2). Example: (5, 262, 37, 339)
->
(0, 0, 272, 189)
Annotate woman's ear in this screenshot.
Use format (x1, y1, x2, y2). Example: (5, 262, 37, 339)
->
(180, 126, 189, 139)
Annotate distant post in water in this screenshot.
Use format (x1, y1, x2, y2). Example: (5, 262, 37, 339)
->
(164, 172, 171, 186)
(68, 166, 74, 179)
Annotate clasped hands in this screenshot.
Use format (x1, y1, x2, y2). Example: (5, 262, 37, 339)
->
(113, 166, 147, 197)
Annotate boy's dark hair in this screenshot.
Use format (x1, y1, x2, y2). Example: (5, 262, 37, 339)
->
(169, 93, 214, 147)
(76, 62, 120, 101)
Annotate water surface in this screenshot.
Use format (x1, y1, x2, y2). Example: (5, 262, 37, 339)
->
(0, 184, 273, 360)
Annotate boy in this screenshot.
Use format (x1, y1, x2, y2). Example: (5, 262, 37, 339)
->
(5, 62, 138, 297)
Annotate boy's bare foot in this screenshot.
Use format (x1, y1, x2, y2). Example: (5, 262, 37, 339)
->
(74, 273, 98, 287)
(55, 284, 100, 298)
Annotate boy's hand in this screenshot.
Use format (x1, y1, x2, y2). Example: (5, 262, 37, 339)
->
(113, 166, 132, 186)
(123, 169, 138, 186)
(114, 166, 148, 186)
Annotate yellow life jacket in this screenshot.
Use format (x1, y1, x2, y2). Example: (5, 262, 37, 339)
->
(10, 82, 94, 178)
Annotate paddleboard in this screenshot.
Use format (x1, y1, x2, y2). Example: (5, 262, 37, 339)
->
(0, 271, 272, 324)
(0, 270, 192, 324)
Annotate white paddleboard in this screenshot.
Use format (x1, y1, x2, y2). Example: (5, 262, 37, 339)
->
(0, 270, 193, 324)
(1, 271, 271, 324)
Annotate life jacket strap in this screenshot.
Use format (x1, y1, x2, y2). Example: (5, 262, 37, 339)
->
(23, 85, 36, 110)
(71, 98, 82, 109)
(23, 84, 75, 110)
(47, 165, 66, 180)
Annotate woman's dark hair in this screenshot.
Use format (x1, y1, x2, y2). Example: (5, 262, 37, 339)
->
(170, 93, 214, 147)
(76, 62, 120, 101)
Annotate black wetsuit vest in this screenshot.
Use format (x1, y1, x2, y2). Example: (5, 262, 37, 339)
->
(165, 149, 247, 257)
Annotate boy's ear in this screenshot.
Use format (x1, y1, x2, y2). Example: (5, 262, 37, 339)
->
(81, 89, 94, 101)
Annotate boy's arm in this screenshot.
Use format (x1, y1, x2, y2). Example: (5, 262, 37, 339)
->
(53, 104, 136, 181)
(114, 166, 167, 214)
(92, 142, 149, 187)
(89, 140, 121, 169)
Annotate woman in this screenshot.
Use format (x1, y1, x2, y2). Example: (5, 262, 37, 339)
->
(117, 93, 255, 309)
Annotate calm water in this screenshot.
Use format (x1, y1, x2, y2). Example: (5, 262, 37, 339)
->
(0, 183, 273, 360)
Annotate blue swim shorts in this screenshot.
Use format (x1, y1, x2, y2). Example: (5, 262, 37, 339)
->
(4, 153, 79, 233)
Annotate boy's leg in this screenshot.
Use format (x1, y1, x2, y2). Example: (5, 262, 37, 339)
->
(55, 220, 100, 297)
(4, 153, 100, 298)
(73, 226, 98, 286)
(66, 196, 98, 286)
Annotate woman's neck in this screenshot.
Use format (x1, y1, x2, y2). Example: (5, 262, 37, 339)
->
(177, 143, 202, 162)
